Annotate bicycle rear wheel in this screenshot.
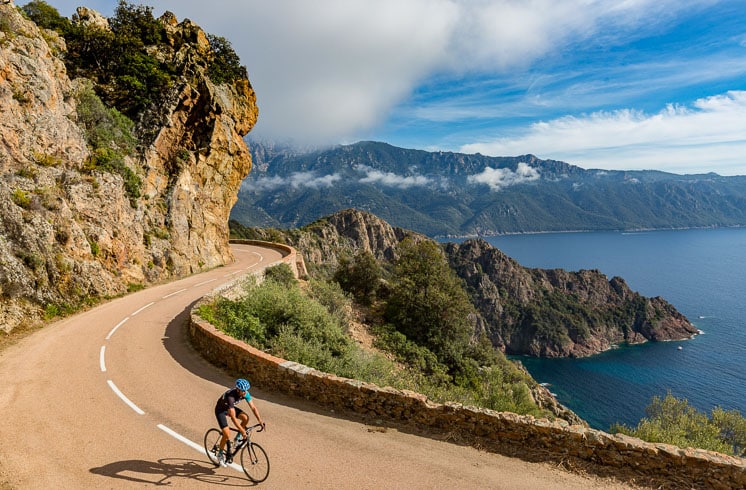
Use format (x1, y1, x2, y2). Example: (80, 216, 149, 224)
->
(240, 442, 270, 482)
(203, 428, 223, 466)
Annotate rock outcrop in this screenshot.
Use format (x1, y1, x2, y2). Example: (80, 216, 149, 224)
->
(0, 4, 257, 332)
(443, 238, 699, 357)
(248, 208, 425, 267)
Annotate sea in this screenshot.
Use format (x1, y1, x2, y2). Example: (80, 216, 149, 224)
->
(450, 227, 746, 430)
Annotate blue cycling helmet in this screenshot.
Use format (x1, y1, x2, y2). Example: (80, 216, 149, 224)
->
(236, 378, 251, 391)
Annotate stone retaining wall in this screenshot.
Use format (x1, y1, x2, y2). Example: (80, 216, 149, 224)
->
(190, 255, 746, 489)
(229, 239, 307, 278)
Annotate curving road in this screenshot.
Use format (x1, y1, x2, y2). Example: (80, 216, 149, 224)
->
(0, 244, 632, 489)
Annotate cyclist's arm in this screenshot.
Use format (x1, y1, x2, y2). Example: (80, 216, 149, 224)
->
(247, 399, 266, 430)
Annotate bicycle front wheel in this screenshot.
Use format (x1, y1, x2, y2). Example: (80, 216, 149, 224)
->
(203, 428, 223, 466)
(240, 442, 270, 482)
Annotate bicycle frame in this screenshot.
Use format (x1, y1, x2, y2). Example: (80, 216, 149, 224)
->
(227, 423, 262, 457)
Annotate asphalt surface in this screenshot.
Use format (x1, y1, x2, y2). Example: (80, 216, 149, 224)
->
(0, 243, 633, 489)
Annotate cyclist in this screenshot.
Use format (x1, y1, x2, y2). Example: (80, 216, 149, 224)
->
(214, 378, 266, 467)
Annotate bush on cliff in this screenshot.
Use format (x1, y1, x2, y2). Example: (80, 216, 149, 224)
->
(21, 1, 70, 33)
(74, 82, 141, 206)
(611, 392, 746, 457)
(333, 249, 382, 305)
(383, 238, 501, 387)
(22, 1, 173, 118)
(207, 34, 248, 85)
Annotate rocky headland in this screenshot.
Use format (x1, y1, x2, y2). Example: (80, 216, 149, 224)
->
(444, 238, 699, 357)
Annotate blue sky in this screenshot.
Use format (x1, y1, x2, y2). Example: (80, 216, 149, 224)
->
(44, 1, 746, 175)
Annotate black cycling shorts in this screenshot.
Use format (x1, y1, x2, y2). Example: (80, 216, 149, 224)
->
(215, 406, 246, 429)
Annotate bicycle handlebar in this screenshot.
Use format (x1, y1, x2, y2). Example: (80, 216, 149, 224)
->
(231, 423, 264, 434)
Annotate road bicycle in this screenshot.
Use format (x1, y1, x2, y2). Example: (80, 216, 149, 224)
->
(204, 423, 270, 483)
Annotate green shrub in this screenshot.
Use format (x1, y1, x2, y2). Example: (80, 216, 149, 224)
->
(89, 238, 100, 257)
(43, 303, 60, 320)
(611, 392, 746, 456)
(76, 84, 136, 154)
(16, 167, 38, 179)
(11, 189, 31, 208)
(61, 1, 174, 118)
(75, 83, 141, 206)
(334, 250, 382, 305)
(306, 278, 351, 325)
(206, 34, 247, 84)
(385, 238, 475, 377)
(712, 407, 746, 457)
(21, 1, 71, 33)
(32, 152, 63, 167)
(204, 274, 548, 418)
(373, 323, 449, 382)
(263, 263, 296, 287)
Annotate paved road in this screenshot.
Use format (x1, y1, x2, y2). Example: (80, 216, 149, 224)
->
(0, 244, 632, 489)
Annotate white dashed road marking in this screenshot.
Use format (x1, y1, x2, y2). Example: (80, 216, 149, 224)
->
(162, 288, 187, 299)
(99, 346, 106, 372)
(107, 380, 145, 415)
(106, 317, 129, 340)
(131, 302, 154, 316)
(158, 424, 242, 471)
(99, 245, 277, 470)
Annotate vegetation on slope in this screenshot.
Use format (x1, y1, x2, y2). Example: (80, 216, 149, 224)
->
(200, 259, 547, 417)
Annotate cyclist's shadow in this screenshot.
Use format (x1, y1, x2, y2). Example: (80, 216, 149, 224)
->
(90, 457, 256, 487)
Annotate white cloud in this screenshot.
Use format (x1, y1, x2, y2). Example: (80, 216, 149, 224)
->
(461, 91, 746, 175)
(47, 0, 702, 145)
(146, 0, 458, 145)
(46, 0, 738, 174)
(356, 165, 432, 188)
(467, 162, 541, 191)
(250, 172, 341, 191)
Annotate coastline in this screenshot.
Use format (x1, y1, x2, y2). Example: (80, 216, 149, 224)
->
(495, 227, 746, 431)
(434, 224, 745, 241)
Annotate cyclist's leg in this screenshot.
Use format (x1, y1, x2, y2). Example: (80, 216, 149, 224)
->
(235, 407, 250, 431)
(216, 409, 231, 450)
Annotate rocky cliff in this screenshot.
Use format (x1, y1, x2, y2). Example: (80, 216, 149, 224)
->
(0, 3, 256, 332)
(444, 239, 699, 357)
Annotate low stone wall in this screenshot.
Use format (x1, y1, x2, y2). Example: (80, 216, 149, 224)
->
(229, 239, 307, 278)
(189, 268, 746, 489)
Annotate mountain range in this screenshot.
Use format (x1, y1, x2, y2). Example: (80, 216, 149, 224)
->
(232, 140, 746, 236)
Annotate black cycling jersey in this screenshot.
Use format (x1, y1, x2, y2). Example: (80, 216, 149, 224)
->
(215, 388, 250, 413)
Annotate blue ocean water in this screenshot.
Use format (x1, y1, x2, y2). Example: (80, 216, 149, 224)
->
(473, 228, 746, 430)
